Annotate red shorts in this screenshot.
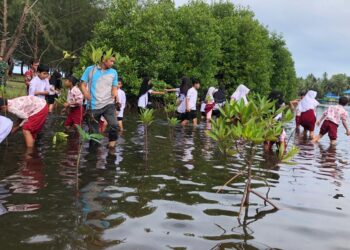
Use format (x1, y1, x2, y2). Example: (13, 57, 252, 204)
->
(22, 105, 49, 139)
(64, 106, 84, 127)
(300, 110, 316, 131)
(320, 120, 338, 140)
(295, 115, 301, 127)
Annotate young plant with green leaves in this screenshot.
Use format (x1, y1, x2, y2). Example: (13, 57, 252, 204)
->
(207, 96, 299, 217)
(139, 109, 155, 157)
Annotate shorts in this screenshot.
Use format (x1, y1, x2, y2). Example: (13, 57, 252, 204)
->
(300, 109, 316, 131)
(64, 106, 84, 127)
(22, 105, 49, 139)
(320, 120, 338, 140)
(177, 112, 187, 122)
(185, 110, 197, 121)
(117, 117, 123, 121)
(212, 109, 221, 118)
(204, 103, 215, 113)
(47, 94, 57, 104)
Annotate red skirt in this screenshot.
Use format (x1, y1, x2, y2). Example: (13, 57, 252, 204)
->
(22, 105, 49, 139)
(204, 103, 215, 113)
(320, 120, 338, 140)
(300, 109, 316, 131)
(295, 115, 301, 127)
(64, 106, 84, 127)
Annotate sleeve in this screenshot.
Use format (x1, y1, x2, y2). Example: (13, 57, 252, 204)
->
(112, 70, 118, 87)
(73, 87, 84, 105)
(81, 66, 91, 83)
(341, 110, 348, 123)
(320, 109, 328, 121)
(186, 89, 193, 99)
(28, 82, 35, 96)
(148, 89, 153, 94)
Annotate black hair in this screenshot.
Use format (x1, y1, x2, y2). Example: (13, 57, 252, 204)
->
(201, 88, 208, 101)
(268, 90, 284, 109)
(214, 85, 226, 103)
(179, 76, 191, 96)
(192, 78, 200, 85)
(66, 75, 79, 86)
(50, 70, 62, 89)
(0, 98, 7, 106)
(37, 64, 50, 73)
(339, 96, 348, 106)
(299, 91, 306, 97)
(118, 77, 123, 83)
(138, 77, 151, 97)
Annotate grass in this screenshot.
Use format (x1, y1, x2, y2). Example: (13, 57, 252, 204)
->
(1, 75, 27, 99)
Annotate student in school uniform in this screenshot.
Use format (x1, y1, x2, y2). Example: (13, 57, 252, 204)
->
(0, 115, 13, 144)
(231, 84, 250, 105)
(0, 96, 49, 147)
(298, 90, 319, 138)
(137, 77, 164, 112)
(28, 64, 51, 100)
(117, 77, 126, 131)
(182, 79, 200, 126)
(313, 96, 350, 145)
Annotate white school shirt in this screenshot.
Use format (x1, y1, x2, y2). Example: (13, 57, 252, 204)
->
(138, 89, 153, 109)
(117, 89, 126, 118)
(186, 87, 198, 111)
(28, 76, 50, 100)
(177, 94, 186, 113)
(0, 116, 13, 144)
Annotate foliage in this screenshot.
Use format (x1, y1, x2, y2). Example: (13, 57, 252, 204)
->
(208, 95, 299, 215)
(76, 125, 104, 143)
(52, 132, 68, 145)
(80, 0, 297, 99)
(54, 89, 68, 106)
(139, 109, 155, 127)
(168, 117, 179, 126)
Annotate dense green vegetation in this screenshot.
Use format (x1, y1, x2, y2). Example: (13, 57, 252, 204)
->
(81, 0, 297, 99)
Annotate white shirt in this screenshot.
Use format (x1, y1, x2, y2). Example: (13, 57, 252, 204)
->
(186, 87, 198, 111)
(0, 116, 13, 143)
(28, 76, 50, 99)
(177, 94, 186, 113)
(117, 89, 126, 118)
(138, 89, 153, 109)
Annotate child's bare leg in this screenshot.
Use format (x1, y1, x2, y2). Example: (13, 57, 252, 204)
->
(49, 104, 54, 113)
(310, 131, 315, 139)
(303, 129, 308, 137)
(312, 134, 322, 143)
(23, 129, 35, 148)
(118, 121, 123, 131)
(331, 140, 337, 145)
(193, 118, 198, 126)
(181, 120, 188, 126)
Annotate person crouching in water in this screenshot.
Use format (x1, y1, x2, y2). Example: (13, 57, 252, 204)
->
(0, 96, 48, 147)
(62, 75, 84, 130)
(264, 90, 286, 151)
(313, 96, 350, 145)
(298, 90, 319, 139)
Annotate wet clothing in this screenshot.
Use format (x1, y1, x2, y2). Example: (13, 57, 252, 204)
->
(320, 120, 338, 140)
(22, 105, 49, 139)
(64, 106, 84, 127)
(300, 109, 316, 131)
(319, 105, 347, 126)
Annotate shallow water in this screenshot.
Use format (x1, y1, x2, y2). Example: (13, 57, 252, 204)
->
(1, 106, 350, 250)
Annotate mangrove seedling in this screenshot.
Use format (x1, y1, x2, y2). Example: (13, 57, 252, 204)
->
(207, 96, 299, 217)
(139, 109, 155, 157)
(52, 132, 69, 145)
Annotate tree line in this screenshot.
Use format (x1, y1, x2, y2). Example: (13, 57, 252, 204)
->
(298, 73, 350, 98)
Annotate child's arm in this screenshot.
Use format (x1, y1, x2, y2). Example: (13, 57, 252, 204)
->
(151, 90, 165, 95)
(342, 120, 350, 135)
(81, 82, 91, 101)
(289, 99, 299, 111)
(316, 110, 328, 126)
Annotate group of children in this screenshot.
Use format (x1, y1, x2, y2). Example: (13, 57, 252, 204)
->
(1, 65, 350, 149)
(0, 62, 126, 147)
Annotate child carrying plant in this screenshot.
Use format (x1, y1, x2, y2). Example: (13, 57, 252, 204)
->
(62, 75, 84, 130)
(0, 95, 49, 147)
(313, 96, 350, 145)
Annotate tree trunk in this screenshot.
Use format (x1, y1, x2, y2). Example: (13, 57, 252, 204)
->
(4, 0, 39, 61)
(21, 61, 24, 75)
(0, 0, 8, 56)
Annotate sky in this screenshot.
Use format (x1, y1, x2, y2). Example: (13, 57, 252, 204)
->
(174, 0, 350, 78)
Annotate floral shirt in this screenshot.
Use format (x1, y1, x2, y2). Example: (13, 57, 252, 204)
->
(8, 96, 47, 126)
(67, 86, 83, 107)
(320, 105, 348, 125)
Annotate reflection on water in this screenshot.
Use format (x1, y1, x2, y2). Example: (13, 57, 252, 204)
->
(0, 107, 350, 249)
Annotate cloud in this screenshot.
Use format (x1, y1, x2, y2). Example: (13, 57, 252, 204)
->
(174, 0, 350, 77)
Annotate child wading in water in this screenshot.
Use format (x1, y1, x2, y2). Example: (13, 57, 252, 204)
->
(298, 90, 319, 138)
(231, 84, 250, 105)
(0, 96, 49, 147)
(62, 75, 84, 130)
(313, 96, 350, 145)
(28, 64, 50, 100)
(290, 91, 306, 132)
(182, 79, 200, 126)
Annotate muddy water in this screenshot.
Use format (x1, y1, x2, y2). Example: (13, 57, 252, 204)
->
(0, 106, 350, 250)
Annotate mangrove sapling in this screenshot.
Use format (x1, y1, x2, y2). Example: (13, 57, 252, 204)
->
(207, 96, 299, 217)
(139, 109, 155, 158)
(52, 132, 69, 145)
